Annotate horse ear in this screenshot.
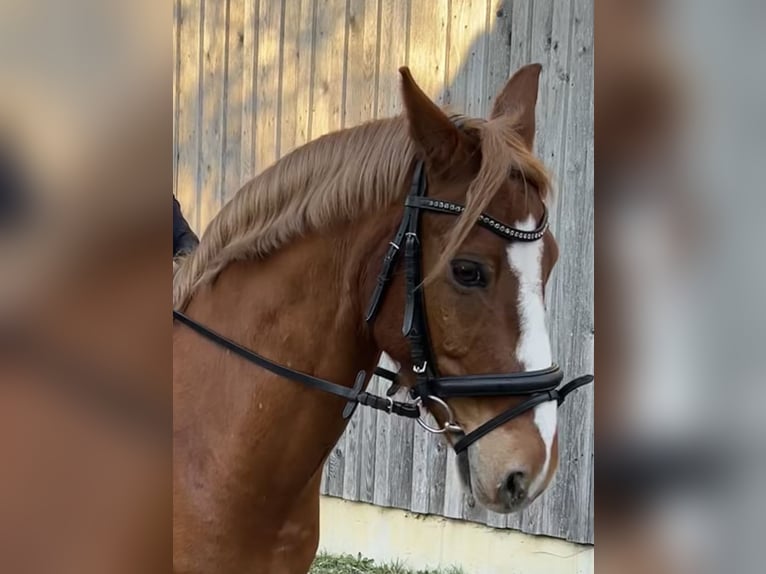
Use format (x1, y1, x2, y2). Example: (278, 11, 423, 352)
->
(399, 66, 459, 164)
(490, 63, 542, 149)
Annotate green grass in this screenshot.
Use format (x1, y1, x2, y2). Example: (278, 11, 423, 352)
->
(309, 552, 464, 574)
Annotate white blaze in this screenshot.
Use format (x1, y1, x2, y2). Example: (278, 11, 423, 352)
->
(506, 215, 556, 496)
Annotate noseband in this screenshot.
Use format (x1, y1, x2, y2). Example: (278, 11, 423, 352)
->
(173, 155, 593, 454)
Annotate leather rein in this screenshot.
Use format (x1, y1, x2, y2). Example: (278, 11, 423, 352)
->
(173, 159, 593, 454)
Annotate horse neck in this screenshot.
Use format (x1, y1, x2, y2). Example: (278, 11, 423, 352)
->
(175, 211, 400, 516)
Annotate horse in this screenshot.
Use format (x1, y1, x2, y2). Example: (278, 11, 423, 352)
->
(173, 63, 591, 574)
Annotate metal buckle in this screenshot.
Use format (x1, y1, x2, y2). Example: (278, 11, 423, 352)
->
(414, 395, 463, 434)
(412, 361, 428, 374)
(386, 396, 394, 414)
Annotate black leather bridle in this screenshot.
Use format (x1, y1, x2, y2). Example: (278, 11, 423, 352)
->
(173, 157, 593, 454)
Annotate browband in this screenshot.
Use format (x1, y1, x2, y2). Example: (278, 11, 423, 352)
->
(404, 195, 549, 241)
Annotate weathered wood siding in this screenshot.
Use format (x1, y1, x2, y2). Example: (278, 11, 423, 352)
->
(174, 0, 593, 543)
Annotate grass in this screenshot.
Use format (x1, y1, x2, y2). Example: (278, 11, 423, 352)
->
(309, 552, 465, 574)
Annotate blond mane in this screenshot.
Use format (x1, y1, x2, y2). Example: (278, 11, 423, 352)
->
(173, 113, 550, 309)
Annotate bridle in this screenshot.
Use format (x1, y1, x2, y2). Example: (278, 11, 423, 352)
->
(360, 159, 592, 452)
(173, 152, 593, 455)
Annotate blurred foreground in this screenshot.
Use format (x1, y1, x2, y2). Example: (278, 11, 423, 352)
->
(596, 0, 766, 573)
(0, 1, 170, 573)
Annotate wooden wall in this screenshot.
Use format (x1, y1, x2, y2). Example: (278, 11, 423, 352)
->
(174, 0, 593, 544)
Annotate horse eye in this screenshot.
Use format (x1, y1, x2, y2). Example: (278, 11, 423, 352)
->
(451, 259, 487, 288)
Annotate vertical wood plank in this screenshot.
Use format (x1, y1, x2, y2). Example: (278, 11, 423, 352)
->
(371, 370, 393, 508)
(508, 0, 533, 73)
(299, 0, 317, 146)
(344, 0, 380, 126)
(311, 0, 347, 139)
(320, 457, 329, 493)
(176, 0, 204, 231)
(279, 0, 300, 157)
(408, 0, 450, 103)
(376, 0, 409, 117)
(467, 0, 491, 117)
(388, 405, 413, 510)
(357, 395, 378, 504)
(485, 0, 513, 109)
(426, 433, 448, 516)
(446, 0, 467, 109)
(199, 0, 228, 229)
(322, 443, 345, 498)
(537, 0, 574, 209)
(409, 428, 428, 513)
(254, 0, 283, 174)
(441, 448, 464, 520)
(339, 398, 360, 503)
(528, 0, 554, 167)
(546, 0, 593, 542)
(281, 0, 315, 155)
(223, 0, 245, 198)
(240, 0, 258, 182)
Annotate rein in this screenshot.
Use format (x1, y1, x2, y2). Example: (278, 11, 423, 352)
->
(174, 155, 593, 454)
(172, 310, 419, 421)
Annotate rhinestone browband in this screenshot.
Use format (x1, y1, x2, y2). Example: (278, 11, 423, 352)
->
(404, 196, 549, 242)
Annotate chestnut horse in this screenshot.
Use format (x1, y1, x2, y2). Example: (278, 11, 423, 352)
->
(174, 64, 575, 573)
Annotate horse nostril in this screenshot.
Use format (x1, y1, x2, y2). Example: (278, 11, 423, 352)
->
(504, 471, 528, 503)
